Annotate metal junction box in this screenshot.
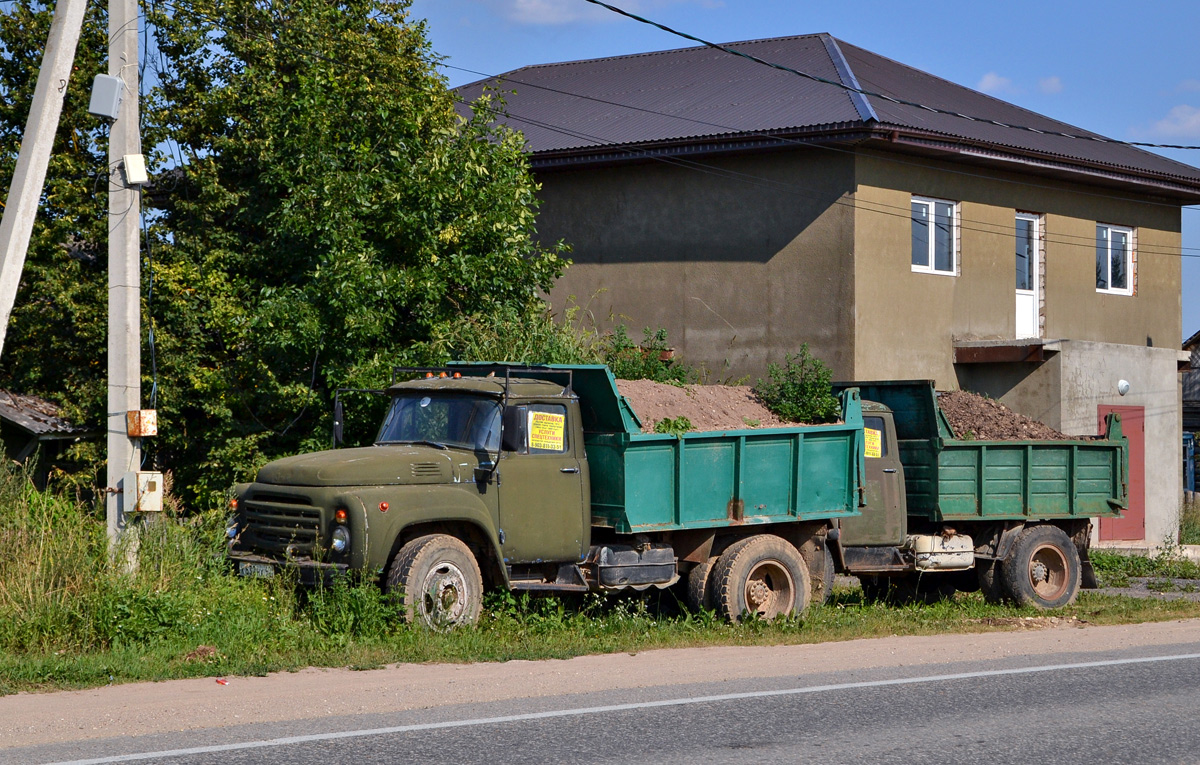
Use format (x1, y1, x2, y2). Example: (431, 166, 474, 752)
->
(123, 470, 163, 513)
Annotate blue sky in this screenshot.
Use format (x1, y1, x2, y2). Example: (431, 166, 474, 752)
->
(410, 0, 1200, 342)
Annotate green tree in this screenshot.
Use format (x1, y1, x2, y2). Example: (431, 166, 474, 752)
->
(0, 0, 569, 505)
(0, 1, 111, 489)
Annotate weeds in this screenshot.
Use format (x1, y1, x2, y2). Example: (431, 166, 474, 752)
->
(753, 345, 840, 424)
(3, 463, 1200, 696)
(653, 416, 694, 437)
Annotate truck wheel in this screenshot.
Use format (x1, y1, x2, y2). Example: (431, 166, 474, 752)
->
(1000, 525, 1081, 610)
(977, 560, 1007, 604)
(711, 535, 811, 621)
(685, 556, 718, 612)
(386, 534, 483, 630)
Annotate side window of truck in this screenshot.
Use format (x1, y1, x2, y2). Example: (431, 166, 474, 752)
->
(863, 416, 888, 458)
(502, 404, 570, 455)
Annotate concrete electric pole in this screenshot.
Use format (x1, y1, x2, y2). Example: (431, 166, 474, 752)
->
(107, 0, 141, 551)
(0, 0, 89, 357)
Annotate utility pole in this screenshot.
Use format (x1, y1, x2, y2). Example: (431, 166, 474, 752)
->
(107, 0, 141, 552)
(0, 0, 89, 357)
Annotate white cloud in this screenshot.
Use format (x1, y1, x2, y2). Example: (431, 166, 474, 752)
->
(1145, 104, 1200, 139)
(1038, 76, 1063, 95)
(976, 72, 1013, 95)
(489, 0, 719, 26)
(1179, 79, 1200, 93)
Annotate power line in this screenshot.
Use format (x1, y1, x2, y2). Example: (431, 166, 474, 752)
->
(582, 0, 1200, 152)
(141, 0, 1199, 260)
(445, 61, 1200, 254)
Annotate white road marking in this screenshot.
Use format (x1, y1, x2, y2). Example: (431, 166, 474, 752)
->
(49, 651, 1200, 764)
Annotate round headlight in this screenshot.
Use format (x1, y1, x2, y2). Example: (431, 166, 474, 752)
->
(331, 526, 350, 553)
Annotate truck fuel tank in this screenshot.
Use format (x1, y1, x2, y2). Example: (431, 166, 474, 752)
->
(905, 533, 974, 571)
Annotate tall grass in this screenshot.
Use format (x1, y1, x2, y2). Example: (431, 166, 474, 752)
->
(2, 462, 1199, 696)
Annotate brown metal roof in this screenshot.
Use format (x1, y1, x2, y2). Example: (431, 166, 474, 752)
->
(457, 33, 1200, 197)
(0, 390, 91, 437)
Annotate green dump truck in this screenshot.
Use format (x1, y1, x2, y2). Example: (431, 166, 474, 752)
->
(227, 364, 1127, 628)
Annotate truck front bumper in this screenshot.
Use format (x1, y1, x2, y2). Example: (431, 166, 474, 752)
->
(228, 552, 350, 587)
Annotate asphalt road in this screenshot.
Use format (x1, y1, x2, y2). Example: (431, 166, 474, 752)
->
(14, 637, 1200, 765)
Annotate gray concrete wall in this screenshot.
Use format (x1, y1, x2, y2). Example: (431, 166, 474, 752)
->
(536, 151, 857, 380)
(957, 341, 1183, 546)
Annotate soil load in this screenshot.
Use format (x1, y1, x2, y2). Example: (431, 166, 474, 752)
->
(616, 379, 789, 432)
(936, 390, 1070, 441)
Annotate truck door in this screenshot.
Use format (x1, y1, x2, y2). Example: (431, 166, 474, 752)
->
(840, 412, 906, 546)
(496, 402, 588, 563)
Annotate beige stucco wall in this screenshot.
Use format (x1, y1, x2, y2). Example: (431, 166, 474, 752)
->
(958, 341, 1183, 547)
(538, 151, 857, 380)
(852, 151, 1182, 387)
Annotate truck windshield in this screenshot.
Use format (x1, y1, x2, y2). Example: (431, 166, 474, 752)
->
(376, 393, 501, 452)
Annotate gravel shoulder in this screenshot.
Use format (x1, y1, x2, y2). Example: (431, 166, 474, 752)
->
(5, 619, 1200, 749)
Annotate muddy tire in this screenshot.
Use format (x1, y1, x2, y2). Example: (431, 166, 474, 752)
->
(386, 534, 483, 630)
(685, 555, 719, 612)
(1000, 525, 1081, 610)
(977, 559, 1007, 604)
(711, 535, 811, 621)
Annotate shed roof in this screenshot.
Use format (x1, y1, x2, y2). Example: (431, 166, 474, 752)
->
(0, 390, 91, 438)
(457, 33, 1200, 199)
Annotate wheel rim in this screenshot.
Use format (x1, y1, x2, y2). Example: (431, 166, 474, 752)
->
(1027, 544, 1069, 602)
(420, 561, 469, 628)
(743, 560, 795, 618)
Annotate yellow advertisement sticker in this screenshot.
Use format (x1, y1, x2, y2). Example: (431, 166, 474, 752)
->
(864, 427, 882, 459)
(528, 411, 566, 451)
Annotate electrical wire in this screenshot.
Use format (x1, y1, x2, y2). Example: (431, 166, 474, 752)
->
(449, 62, 1200, 257)
(142, 0, 1200, 262)
(582, 0, 1200, 152)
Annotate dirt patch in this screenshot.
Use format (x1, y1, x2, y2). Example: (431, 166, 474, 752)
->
(970, 616, 1087, 629)
(616, 379, 790, 432)
(937, 390, 1069, 441)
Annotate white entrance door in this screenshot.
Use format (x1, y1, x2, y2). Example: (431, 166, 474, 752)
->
(1015, 213, 1040, 339)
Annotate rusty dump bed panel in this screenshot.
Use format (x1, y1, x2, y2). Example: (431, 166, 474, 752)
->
(838, 381, 1128, 523)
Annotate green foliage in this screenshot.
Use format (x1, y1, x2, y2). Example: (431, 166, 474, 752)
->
(0, 1, 110, 455)
(1090, 549, 1200, 587)
(603, 325, 697, 384)
(1180, 498, 1200, 545)
(0, 0, 569, 508)
(752, 345, 840, 423)
(652, 416, 693, 437)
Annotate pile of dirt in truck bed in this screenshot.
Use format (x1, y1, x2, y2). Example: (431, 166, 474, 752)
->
(936, 390, 1070, 441)
(616, 379, 791, 432)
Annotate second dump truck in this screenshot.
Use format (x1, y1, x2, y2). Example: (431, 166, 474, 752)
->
(228, 364, 1127, 627)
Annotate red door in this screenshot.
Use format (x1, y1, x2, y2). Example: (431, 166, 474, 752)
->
(1098, 405, 1144, 541)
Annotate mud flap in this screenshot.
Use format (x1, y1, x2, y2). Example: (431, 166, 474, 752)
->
(1080, 559, 1099, 589)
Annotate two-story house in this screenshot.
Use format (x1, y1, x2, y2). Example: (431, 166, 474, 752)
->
(458, 33, 1200, 546)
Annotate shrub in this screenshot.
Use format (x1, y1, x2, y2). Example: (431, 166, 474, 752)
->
(753, 345, 840, 423)
(603, 326, 697, 385)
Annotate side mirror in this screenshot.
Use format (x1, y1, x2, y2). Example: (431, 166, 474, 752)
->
(501, 407, 523, 452)
(333, 398, 344, 446)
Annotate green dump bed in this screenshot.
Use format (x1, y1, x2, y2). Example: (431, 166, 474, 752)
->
(449, 363, 865, 534)
(841, 381, 1127, 522)
(561, 366, 864, 534)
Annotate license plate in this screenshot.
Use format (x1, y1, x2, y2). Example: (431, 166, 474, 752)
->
(238, 561, 276, 579)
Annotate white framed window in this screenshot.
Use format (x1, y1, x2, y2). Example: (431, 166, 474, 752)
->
(911, 196, 957, 275)
(1096, 223, 1133, 295)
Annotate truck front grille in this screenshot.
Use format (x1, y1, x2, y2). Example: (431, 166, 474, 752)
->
(241, 492, 321, 556)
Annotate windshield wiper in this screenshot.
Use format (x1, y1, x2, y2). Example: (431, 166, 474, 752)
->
(394, 439, 449, 450)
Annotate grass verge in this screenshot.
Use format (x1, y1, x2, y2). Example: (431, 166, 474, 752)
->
(3, 466, 1199, 696)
